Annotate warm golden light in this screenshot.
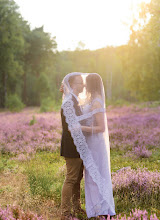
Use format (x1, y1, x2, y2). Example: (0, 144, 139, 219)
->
(15, 0, 151, 51)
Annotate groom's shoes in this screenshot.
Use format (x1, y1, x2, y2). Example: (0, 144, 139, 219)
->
(73, 207, 86, 215)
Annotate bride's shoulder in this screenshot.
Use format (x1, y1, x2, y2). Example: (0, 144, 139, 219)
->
(91, 101, 102, 110)
(95, 94, 103, 101)
(91, 95, 103, 109)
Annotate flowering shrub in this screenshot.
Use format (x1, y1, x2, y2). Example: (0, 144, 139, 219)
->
(69, 208, 159, 220)
(0, 111, 61, 157)
(98, 208, 159, 220)
(129, 145, 152, 159)
(5, 94, 25, 112)
(1, 206, 158, 220)
(107, 106, 160, 158)
(0, 106, 159, 160)
(0, 205, 44, 220)
(112, 167, 160, 208)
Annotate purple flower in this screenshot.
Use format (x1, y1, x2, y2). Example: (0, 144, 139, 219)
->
(0, 111, 61, 158)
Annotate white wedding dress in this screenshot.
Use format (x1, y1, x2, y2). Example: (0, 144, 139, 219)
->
(82, 98, 116, 218)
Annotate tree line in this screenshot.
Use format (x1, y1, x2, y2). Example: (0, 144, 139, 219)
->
(0, 0, 160, 109)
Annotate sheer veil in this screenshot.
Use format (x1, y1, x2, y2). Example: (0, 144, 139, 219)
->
(61, 72, 116, 217)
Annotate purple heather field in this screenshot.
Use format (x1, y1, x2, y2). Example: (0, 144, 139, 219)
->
(0, 105, 160, 158)
(0, 105, 160, 220)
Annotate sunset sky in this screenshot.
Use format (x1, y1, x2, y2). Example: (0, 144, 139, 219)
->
(15, 0, 151, 51)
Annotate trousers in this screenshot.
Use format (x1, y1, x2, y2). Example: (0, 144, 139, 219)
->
(61, 157, 84, 216)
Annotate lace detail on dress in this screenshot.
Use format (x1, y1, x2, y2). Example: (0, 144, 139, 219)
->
(62, 95, 110, 207)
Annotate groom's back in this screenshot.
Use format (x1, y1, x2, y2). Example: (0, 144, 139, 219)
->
(60, 95, 82, 158)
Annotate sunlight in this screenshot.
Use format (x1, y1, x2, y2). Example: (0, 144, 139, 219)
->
(15, 0, 151, 51)
(79, 75, 87, 103)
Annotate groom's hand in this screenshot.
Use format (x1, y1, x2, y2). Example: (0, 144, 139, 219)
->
(59, 83, 64, 93)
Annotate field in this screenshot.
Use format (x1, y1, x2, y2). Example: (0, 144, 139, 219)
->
(0, 103, 160, 220)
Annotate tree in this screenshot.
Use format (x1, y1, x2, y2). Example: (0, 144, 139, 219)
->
(0, 0, 26, 107)
(126, 0, 160, 101)
(22, 26, 57, 105)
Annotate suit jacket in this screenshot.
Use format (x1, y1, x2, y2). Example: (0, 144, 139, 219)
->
(60, 95, 82, 158)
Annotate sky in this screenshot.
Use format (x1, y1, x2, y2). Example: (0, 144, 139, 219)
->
(14, 0, 151, 51)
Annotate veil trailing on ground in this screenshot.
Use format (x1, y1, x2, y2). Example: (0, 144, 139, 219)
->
(61, 72, 116, 217)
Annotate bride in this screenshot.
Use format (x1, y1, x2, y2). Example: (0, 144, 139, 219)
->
(81, 73, 116, 219)
(61, 72, 116, 219)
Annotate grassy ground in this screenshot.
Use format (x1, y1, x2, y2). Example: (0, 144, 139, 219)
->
(0, 102, 160, 219)
(0, 146, 160, 219)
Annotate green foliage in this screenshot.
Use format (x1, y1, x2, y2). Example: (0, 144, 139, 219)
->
(137, 101, 160, 109)
(0, 157, 7, 173)
(0, 0, 27, 108)
(0, 154, 17, 173)
(0, 1, 57, 108)
(40, 97, 61, 112)
(110, 147, 160, 175)
(111, 147, 160, 216)
(25, 151, 65, 204)
(123, 0, 160, 101)
(27, 170, 54, 198)
(36, 73, 51, 99)
(22, 146, 160, 217)
(5, 94, 25, 112)
(0, 0, 160, 109)
(29, 115, 36, 126)
(0, 124, 160, 218)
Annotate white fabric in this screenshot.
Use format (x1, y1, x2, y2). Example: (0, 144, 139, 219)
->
(83, 100, 116, 217)
(61, 72, 116, 218)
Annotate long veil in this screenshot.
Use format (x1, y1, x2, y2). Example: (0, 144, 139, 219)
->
(61, 72, 116, 217)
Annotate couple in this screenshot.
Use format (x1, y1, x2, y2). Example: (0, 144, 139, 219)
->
(60, 72, 116, 220)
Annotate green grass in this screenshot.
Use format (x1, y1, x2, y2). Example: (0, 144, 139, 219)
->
(23, 147, 160, 218)
(0, 145, 160, 219)
(110, 147, 160, 218)
(110, 148, 160, 172)
(0, 153, 18, 173)
(23, 150, 65, 205)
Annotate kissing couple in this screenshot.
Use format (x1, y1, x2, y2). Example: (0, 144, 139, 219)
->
(60, 72, 116, 220)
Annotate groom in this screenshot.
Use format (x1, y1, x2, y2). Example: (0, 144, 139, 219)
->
(60, 75, 86, 220)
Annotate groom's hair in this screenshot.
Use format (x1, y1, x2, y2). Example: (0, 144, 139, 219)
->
(68, 75, 75, 87)
(69, 75, 81, 88)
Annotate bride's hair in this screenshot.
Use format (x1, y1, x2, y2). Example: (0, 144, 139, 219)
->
(86, 74, 102, 99)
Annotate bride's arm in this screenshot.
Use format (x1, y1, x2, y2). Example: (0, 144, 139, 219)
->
(81, 112, 105, 133)
(81, 101, 105, 133)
